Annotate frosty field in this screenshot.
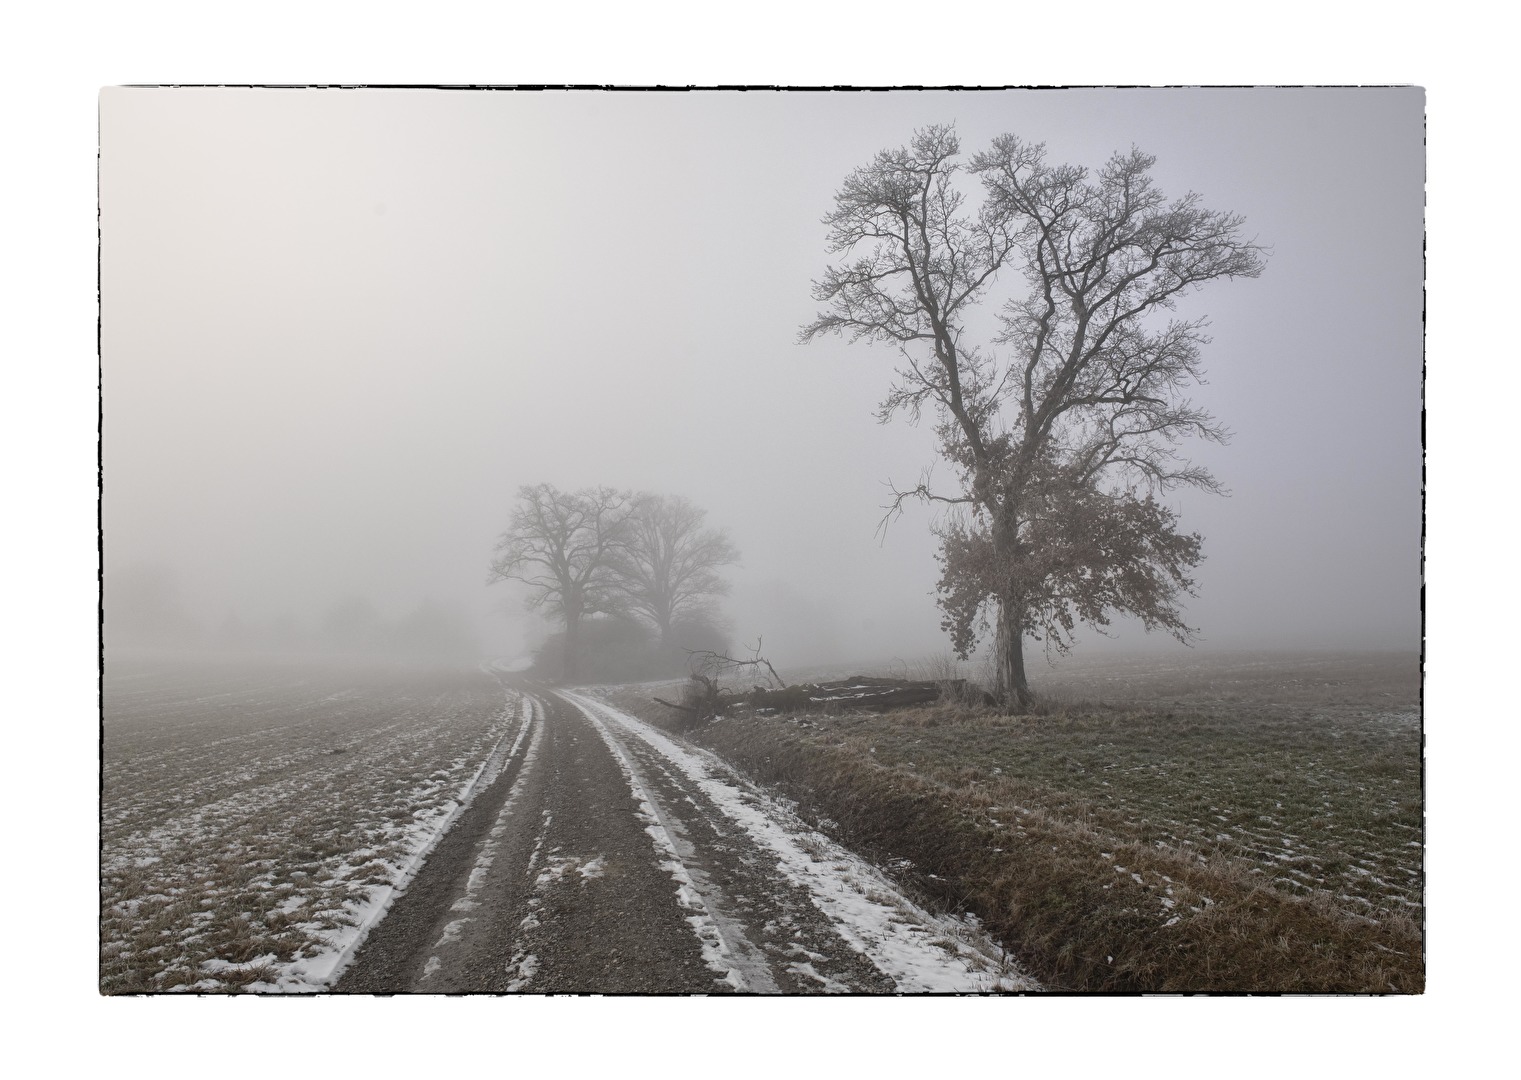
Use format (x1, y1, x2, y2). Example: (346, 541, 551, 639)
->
(612, 650, 1424, 991)
(100, 659, 521, 993)
(881, 652, 1425, 921)
(103, 659, 1036, 995)
(100, 650, 1422, 994)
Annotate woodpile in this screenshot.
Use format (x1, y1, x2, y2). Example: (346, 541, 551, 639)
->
(753, 675, 945, 712)
(655, 674, 979, 726)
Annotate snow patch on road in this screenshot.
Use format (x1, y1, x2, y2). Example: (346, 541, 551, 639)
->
(502, 805, 559, 991)
(505, 951, 539, 991)
(535, 852, 607, 888)
(787, 961, 852, 993)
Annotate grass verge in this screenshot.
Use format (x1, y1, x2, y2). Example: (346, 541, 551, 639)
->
(600, 652, 1422, 992)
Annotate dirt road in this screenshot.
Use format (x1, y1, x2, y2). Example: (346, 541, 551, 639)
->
(335, 682, 1034, 993)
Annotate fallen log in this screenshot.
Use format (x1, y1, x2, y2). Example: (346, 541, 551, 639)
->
(655, 675, 978, 724)
(651, 696, 698, 713)
(746, 677, 957, 714)
(813, 675, 929, 690)
(812, 685, 941, 708)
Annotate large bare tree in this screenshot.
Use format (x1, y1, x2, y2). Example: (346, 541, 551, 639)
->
(611, 493, 738, 647)
(802, 126, 1264, 707)
(488, 483, 633, 682)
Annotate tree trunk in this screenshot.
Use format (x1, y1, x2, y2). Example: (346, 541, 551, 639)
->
(562, 613, 581, 684)
(994, 595, 1034, 710)
(989, 515, 1035, 710)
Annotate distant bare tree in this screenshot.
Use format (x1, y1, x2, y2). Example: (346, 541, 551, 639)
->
(802, 125, 1264, 707)
(488, 484, 634, 682)
(611, 494, 739, 648)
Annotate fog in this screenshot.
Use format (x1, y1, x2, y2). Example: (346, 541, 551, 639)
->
(99, 87, 1423, 673)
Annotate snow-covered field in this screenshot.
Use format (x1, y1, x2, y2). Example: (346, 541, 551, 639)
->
(101, 659, 523, 993)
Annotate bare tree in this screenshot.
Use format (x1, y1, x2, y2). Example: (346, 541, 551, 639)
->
(802, 125, 1264, 707)
(611, 493, 739, 647)
(488, 483, 634, 683)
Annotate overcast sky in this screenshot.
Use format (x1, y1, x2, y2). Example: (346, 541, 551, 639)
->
(99, 87, 1423, 668)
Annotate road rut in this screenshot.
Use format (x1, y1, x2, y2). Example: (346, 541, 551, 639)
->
(336, 681, 1034, 993)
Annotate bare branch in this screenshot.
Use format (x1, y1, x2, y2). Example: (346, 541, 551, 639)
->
(686, 637, 784, 689)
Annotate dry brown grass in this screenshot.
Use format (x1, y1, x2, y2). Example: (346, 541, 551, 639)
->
(606, 651, 1423, 992)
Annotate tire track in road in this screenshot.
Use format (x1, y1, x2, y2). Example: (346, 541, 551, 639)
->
(339, 681, 1033, 993)
(475, 690, 720, 992)
(575, 699, 892, 992)
(416, 700, 545, 988)
(580, 700, 781, 992)
(338, 686, 721, 993)
(560, 689, 1038, 993)
(334, 691, 540, 992)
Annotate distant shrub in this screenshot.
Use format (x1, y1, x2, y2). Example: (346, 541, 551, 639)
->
(530, 615, 731, 684)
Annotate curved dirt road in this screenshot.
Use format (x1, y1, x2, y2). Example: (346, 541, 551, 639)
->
(336, 682, 1035, 994)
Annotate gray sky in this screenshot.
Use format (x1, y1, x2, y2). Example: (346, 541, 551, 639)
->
(100, 87, 1423, 667)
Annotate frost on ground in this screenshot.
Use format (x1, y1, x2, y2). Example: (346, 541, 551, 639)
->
(101, 659, 525, 994)
(834, 653, 1424, 926)
(563, 689, 1037, 992)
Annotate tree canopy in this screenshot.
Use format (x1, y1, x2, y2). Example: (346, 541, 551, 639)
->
(611, 493, 739, 648)
(488, 484, 634, 681)
(489, 485, 737, 683)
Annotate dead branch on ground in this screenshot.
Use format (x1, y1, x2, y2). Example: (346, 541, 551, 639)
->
(685, 637, 785, 689)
